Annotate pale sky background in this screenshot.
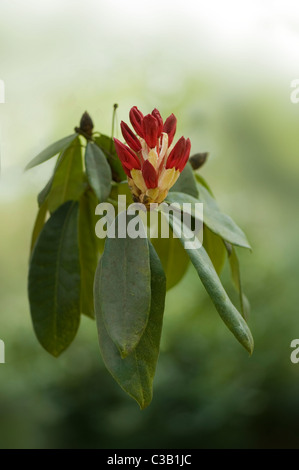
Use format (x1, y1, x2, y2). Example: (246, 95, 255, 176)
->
(1, 0, 299, 199)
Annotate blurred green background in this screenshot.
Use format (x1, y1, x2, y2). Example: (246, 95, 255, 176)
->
(1, 0, 299, 449)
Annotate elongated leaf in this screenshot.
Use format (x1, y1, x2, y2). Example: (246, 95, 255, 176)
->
(95, 241, 166, 409)
(28, 201, 81, 356)
(195, 173, 214, 195)
(48, 137, 85, 213)
(37, 175, 54, 207)
(169, 213, 254, 354)
(170, 161, 198, 198)
(25, 133, 78, 170)
(165, 192, 202, 224)
(197, 182, 251, 249)
(166, 190, 251, 250)
(37, 151, 67, 207)
(30, 200, 48, 255)
(151, 226, 189, 290)
(227, 244, 250, 321)
(96, 212, 151, 357)
(94, 134, 127, 182)
(85, 141, 112, 202)
(203, 225, 226, 275)
(79, 188, 99, 318)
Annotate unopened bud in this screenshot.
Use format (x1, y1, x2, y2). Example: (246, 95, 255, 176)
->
(189, 152, 208, 170)
(79, 111, 94, 136)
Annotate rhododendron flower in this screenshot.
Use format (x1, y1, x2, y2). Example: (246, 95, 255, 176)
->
(113, 106, 191, 207)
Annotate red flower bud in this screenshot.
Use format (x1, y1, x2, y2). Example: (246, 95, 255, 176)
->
(178, 137, 191, 172)
(129, 106, 144, 138)
(142, 159, 158, 189)
(142, 114, 159, 149)
(120, 121, 142, 152)
(115, 107, 191, 204)
(152, 108, 163, 137)
(165, 136, 186, 170)
(163, 113, 177, 146)
(114, 138, 141, 176)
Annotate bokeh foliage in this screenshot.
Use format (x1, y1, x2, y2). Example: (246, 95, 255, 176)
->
(1, 88, 299, 447)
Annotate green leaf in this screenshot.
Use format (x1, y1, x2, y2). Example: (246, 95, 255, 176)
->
(151, 225, 189, 290)
(28, 201, 81, 356)
(95, 241, 166, 409)
(197, 182, 251, 249)
(96, 212, 151, 357)
(25, 133, 78, 170)
(79, 188, 100, 319)
(37, 145, 75, 208)
(37, 175, 54, 207)
(195, 173, 214, 195)
(169, 213, 254, 354)
(167, 189, 251, 250)
(37, 150, 67, 207)
(85, 141, 112, 202)
(227, 244, 250, 321)
(30, 200, 48, 255)
(203, 225, 226, 275)
(94, 134, 127, 182)
(170, 161, 198, 198)
(48, 137, 85, 213)
(109, 181, 134, 206)
(165, 191, 203, 229)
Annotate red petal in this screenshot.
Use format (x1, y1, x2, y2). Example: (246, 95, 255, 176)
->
(163, 113, 177, 146)
(152, 108, 163, 137)
(119, 164, 131, 177)
(120, 121, 142, 152)
(142, 159, 158, 189)
(142, 114, 158, 148)
(129, 106, 144, 138)
(114, 138, 141, 175)
(178, 138, 191, 172)
(165, 136, 186, 170)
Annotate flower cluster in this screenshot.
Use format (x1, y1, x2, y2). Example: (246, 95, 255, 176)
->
(114, 106, 191, 207)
